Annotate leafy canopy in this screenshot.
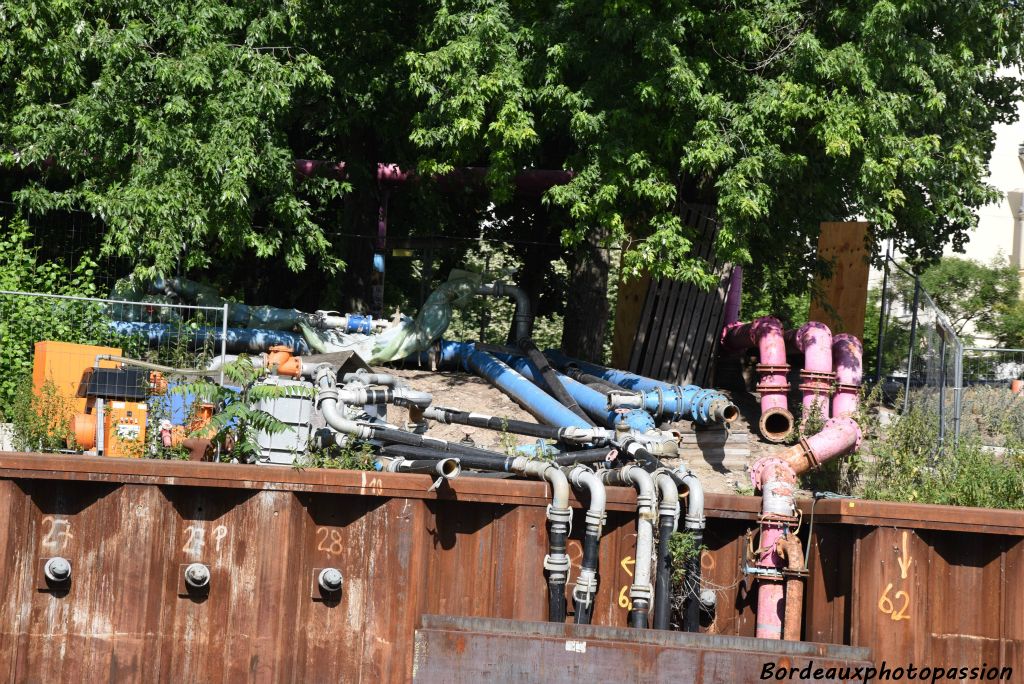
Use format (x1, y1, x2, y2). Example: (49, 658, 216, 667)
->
(3, 0, 1023, 287)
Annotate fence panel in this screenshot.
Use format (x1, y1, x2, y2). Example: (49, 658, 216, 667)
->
(874, 256, 963, 452)
(0, 290, 227, 455)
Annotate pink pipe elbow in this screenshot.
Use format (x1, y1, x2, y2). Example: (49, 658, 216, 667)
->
(832, 334, 863, 417)
(792, 322, 834, 421)
(752, 317, 794, 442)
(720, 317, 794, 442)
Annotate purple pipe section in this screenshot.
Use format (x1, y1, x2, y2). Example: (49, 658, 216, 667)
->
(721, 317, 793, 442)
(832, 334, 863, 417)
(789, 322, 834, 422)
(750, 416, 862, 640)
(723, 266, 743, 327)
(294, 161, 573, 195)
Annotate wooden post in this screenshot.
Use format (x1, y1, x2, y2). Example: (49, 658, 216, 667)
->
(808, 222, 870, 337)
(610, 272, 651, 369)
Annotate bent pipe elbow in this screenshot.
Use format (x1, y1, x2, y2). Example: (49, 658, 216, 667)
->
(478, 282, 534, 341)
(672, 468, 705, 531)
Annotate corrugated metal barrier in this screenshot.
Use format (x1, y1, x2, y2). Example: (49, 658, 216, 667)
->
(0, 453, 1020, 681)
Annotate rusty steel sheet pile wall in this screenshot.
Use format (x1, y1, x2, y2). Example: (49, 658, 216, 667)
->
(0, 453, 1021, 682)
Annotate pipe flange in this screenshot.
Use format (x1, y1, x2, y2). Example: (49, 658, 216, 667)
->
(749, 456, 797, 490)
(781, 567, 810, 579)
(796, 436, 821, 471)
(755, 381, 791, 394)
(823, 416, 864, 452)
(834, 382, 861, 394)
(798, 382, 833, 394)
(755, 363, 790, 374)
(799, 369, 836, 382)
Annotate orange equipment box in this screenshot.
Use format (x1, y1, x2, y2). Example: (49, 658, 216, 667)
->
(32, 341, 122, 414)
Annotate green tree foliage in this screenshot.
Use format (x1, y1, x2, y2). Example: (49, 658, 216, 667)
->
(0, 0, 345, 275)
(406, 0, 1024, 283)
(3, 0, 1023, 300)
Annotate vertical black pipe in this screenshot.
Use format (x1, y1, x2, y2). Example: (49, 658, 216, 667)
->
(682, 531, 704, 632)
(547, 522, 569, 622)
(628, 600, 650, 628)
(652, 514, 675, 629)
(574, 524, 601, 624)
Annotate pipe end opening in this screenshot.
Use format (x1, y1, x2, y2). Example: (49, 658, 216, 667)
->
(760, 409, 794, 443)
(439, 458, 462, 479)
(722, 404, 740, 423)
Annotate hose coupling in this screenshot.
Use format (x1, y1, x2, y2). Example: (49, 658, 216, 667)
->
(543, 553, 571, 579)
(629, 584, 653, 602)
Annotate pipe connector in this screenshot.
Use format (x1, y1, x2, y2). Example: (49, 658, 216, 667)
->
(184, 563, 211, 589)
(629, 583, 653, 603)
(572, 571, 599, 605)
(653, 469, 681, 521)
(318, 567, 344, 593)
(44, 557, 71, 583)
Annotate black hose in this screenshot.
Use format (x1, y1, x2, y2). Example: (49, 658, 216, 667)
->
(520, 338, 595, 426)
(429, 407, 564, 441)
(553, 448, 615, 466)
(377, 443, 514, 472)
(368, 425, 516, 467)
(652, 514, 675, 630)
(548, 524, 569, 623)
(628, 600, 650, 628)
(563, 367, 622, 392)
(574, 523, 601, 624)
(682, 531, 703, 632)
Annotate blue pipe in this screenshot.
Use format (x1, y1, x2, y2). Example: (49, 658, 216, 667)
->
(108, 322, 310, 354)
(494, 352, 656, 432)
(344, 314, 375, 334)
(544, 350, 735, 426)
(437, 341, 592, 429)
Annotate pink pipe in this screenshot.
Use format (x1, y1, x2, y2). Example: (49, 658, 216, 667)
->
(750, 416, 861, 640)
(791, 322, 834, 422)
(753, 459, 797, 640)
(721, 317, 793, 442)
(832, 334, 863, 417)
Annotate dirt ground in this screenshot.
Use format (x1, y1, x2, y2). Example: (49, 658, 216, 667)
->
(380, 365, 781, 494)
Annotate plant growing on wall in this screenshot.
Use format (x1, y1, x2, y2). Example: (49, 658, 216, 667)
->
(174, 356, 312, 463)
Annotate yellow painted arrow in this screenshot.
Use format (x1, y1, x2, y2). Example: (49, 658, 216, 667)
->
(620, 556, 635, 577)
(897, 530, 913, 579)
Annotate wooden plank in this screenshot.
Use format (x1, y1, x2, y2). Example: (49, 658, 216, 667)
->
(628, 278, 662, 371)
(610, 271, 652, 369)
(808, 221, 870, 337)
(667, 210, 722, 385)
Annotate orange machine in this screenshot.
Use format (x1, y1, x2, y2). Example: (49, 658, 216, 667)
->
(32, 341, 122, 415)
(70, 366, 153, 458)
(72, 400, 148, 458)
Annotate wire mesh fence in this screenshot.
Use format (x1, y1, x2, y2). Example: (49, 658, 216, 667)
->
(874, 256, 963, 452)
(0, 290, 227, 456)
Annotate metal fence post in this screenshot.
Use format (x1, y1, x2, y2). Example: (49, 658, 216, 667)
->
(903, 277, 921, 414)
(874, 249, 892, 384)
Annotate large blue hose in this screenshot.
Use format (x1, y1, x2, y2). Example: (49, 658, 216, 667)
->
(108, 322, 310, 354)
(544, 350, 735, 426)
(437, 341, 592, 429)
(492, 352, 656, 432)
